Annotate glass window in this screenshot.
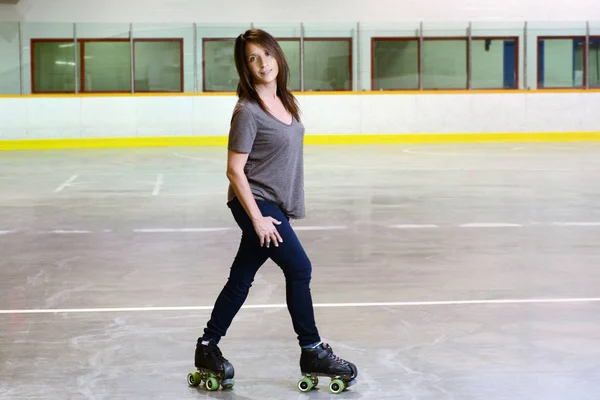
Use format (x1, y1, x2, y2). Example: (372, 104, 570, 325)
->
(372, 39, 419, 90)
(538, 37, 584, 88)
(203, 39, 237, 92)
(82, 40, 131, 92)
(278, 39, 300, 91)
(32, 40, 80, 93)
(472, 38, 518, 89)
(304, 39, 351, 91)
(589, 38, 600, 88)
(134, 39, 183, 92)
(422, 39, 467, 89)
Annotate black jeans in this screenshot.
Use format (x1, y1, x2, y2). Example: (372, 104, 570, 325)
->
(202, 196, 321, 347)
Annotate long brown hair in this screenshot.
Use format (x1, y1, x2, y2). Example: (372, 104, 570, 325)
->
(234, 29, 301, 121)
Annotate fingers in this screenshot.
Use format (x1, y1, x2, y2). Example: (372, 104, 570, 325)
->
(256, 217, 284, 248)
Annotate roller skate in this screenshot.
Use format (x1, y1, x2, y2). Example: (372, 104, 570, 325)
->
(187, 340, 235, 391)
(297, 342, 358, 394)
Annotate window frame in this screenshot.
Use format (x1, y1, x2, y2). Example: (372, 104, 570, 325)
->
(31, 37, 184, 94)
(590, 36, 600, 88)
(371, 36, 520, 91)
(537, 35, 587, 90)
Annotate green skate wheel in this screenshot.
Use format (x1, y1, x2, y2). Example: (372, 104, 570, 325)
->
(297, 377, 313, 392)
(311, 376, 319, 387)
(329, 379, 345, 394)
(187, 372, 201, 387)
(205, 376, 219, 391)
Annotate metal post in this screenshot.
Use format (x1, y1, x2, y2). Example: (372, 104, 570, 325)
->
(524, 21, 528, 89)
(130, 23, 134, 93)
(356, 21, 360, 91)
(18, 21, 23, 95)
(73, 23, 78, 94)
(585, 21, 590, 89)
(419, 21, 423, 90)
(300, 22, 305, 92)
(193, 23, 198, 93)
(467, 22, 472, 90)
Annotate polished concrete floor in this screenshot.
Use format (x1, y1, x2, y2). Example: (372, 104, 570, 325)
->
(1, 142, 600, 399)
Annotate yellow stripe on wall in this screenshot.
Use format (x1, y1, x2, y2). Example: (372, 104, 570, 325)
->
(1, 132, 600, 150)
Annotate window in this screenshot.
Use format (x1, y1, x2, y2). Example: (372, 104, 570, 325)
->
(278, 39, 301, 91)
(134, 39, 183, 92)
(471, 38, 518, 89)
(304, 39, 352, 91)
(538, 36, 585, 89)
(82, 39, 131, 92)
(372, 38, 419, 90)
(372, 36, 518, 91)
(202, 39, 237, 92)
(423, 38, 467, 89)
(202, 37, 351, 92)
(31, 38, 183, 93)
(32, 40, 81, 93)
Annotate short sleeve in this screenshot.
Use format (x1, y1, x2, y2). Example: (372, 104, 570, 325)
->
(227, 104, 257, 153)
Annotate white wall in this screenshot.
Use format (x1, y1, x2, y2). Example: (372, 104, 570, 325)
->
(1, 0, 600, 22)
(1, 93, 598, 141)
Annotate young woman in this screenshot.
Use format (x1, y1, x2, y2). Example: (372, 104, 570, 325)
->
(189, 29, 357, 393)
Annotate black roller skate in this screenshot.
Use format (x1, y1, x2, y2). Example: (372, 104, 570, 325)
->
(297, 342, 358, 394)
(187, 340, 235, 391)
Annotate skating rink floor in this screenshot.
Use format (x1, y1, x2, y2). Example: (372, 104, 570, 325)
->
(1, 142, 600, 399)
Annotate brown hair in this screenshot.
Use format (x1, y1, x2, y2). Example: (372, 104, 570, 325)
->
(234, 29, 301, 121)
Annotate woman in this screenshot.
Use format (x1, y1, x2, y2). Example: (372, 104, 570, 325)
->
(189, 29, 358, 393)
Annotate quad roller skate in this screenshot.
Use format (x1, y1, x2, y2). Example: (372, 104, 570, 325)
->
(297, 342, 358, 394)
(187, 340, 235, 391)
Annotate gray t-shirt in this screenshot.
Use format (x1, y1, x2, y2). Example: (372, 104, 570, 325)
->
(227, 98, 306, 219)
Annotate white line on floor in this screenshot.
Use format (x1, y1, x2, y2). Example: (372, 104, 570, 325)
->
(293, 225, 348, 231)
(2, 297, 599, 315)
(50, 230, 92, 234)
(388, 224, 439, 229)
(551, 222, 600, 227)
(133, 228, 232, 233)
(459, 223, 523, 228)
(152, 174, 164, 196)
(53, 175, 79, 193)
(2, 222, 600, 237)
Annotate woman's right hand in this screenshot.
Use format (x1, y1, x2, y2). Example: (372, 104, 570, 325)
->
(252, 216, 283, 248)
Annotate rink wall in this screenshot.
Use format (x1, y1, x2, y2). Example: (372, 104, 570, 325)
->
(1, 91, 600, 150)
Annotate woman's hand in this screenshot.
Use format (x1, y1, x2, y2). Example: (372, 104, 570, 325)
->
(289, 217, 295, 226)
(253, 216, 283, 248)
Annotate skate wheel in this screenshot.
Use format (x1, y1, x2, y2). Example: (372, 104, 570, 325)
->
(221, 378, 235, 389)
(187, 372, 201, 387)
(329, 378, 345, 394)
(311, 376, 319, 387)
(297, 377, 314, 392)
(205, 376, 219, 391)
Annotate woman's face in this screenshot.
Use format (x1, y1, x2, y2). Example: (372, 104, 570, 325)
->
(245, 42, 279, 87)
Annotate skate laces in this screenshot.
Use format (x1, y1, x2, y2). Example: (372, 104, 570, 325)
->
(206, 343, 226, 362)
(323, 344, 347, 365)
